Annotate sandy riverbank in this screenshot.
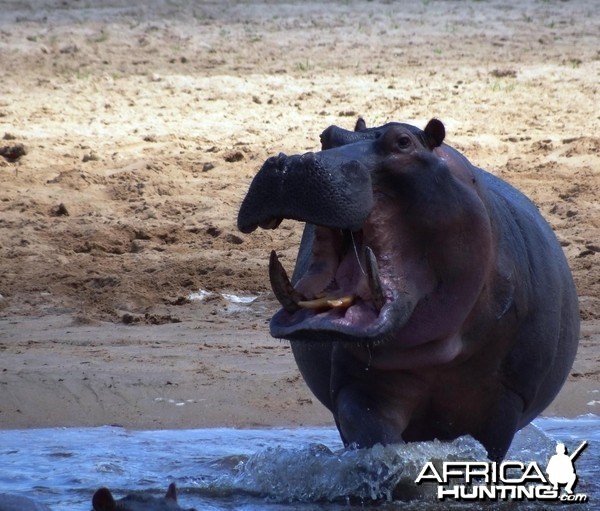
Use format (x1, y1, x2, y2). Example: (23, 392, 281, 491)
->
(0, 0, 598, 431)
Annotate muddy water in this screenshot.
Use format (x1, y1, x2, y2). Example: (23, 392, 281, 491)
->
(1, 416, 598, 510)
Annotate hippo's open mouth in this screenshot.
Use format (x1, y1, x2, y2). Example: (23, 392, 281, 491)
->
(266, 223, 413, 344)
(236, 123, 427, 344)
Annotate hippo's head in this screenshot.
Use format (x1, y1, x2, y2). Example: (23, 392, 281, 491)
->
(238, 118, 492, 349)
(92, 483, 196, 511)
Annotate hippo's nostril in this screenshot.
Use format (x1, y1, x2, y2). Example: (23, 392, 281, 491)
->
(275, 152, 288, 167)
(300, 152, 316, 165)
(320, 126, 335, 150)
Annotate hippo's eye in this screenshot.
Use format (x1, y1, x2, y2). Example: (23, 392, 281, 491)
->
(396, 136, 411, 149)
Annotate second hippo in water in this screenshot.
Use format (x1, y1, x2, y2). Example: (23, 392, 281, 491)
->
(92, 483, 196, 511)
(238, 117, 579, 462)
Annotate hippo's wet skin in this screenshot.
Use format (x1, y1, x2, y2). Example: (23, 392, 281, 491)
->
(92, 483, 196, 511)
(237, 118, 579, 461)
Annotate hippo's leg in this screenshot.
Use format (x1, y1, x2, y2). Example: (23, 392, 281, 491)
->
(290, 341, 334, 411)
(331, 354, 432, 449)
(474, 387, 524, 462)
(335, 384, 406, 447)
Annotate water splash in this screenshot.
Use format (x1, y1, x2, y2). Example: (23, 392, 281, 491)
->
(200, 436, 488, 503)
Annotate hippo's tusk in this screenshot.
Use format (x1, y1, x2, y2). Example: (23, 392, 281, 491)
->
(269, 249, 382, 314)
(269, 250, 305, 313)
(269, 250, 357, 313)
(365, 246, 385, 312)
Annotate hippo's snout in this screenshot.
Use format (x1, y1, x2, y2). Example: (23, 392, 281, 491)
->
(237, 148, 374, 234)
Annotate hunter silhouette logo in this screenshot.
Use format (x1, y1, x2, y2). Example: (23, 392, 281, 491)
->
(546, 441, 587, 496)
(415, 440, 589, 503)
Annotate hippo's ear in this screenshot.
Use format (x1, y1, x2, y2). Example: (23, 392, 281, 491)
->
(165, 482, 178, 501)
(423, 118, 445, 149)
(92, 488, 117, 511)
(354, 117, 367, 131)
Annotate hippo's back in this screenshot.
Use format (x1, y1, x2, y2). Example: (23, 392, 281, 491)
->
(474, 164, 579, 423)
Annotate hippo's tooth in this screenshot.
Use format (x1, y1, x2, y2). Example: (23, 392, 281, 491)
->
(365, 246, 385, 312)
(298, 295, 355, 310)
(327, 295, 355, 308)
(298, 297, 331, 310)
(269, 250, 305, 313)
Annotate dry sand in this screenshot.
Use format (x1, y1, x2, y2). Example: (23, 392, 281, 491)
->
(0, 0, 598, 431)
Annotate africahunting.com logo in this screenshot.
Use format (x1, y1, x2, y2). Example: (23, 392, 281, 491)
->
(415, 441, 589, 503)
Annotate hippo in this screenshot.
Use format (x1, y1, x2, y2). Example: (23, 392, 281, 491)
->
(92, 483, 196, 511)
(237, 117, 579, 461)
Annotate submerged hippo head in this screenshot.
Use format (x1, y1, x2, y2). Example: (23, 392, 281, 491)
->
(238, 117, 579, 462)
(92, 483, 196, 511)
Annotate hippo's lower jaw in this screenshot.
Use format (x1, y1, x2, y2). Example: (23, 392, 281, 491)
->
(270, 292, 413, 344)
(268, 225, 415, 344)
